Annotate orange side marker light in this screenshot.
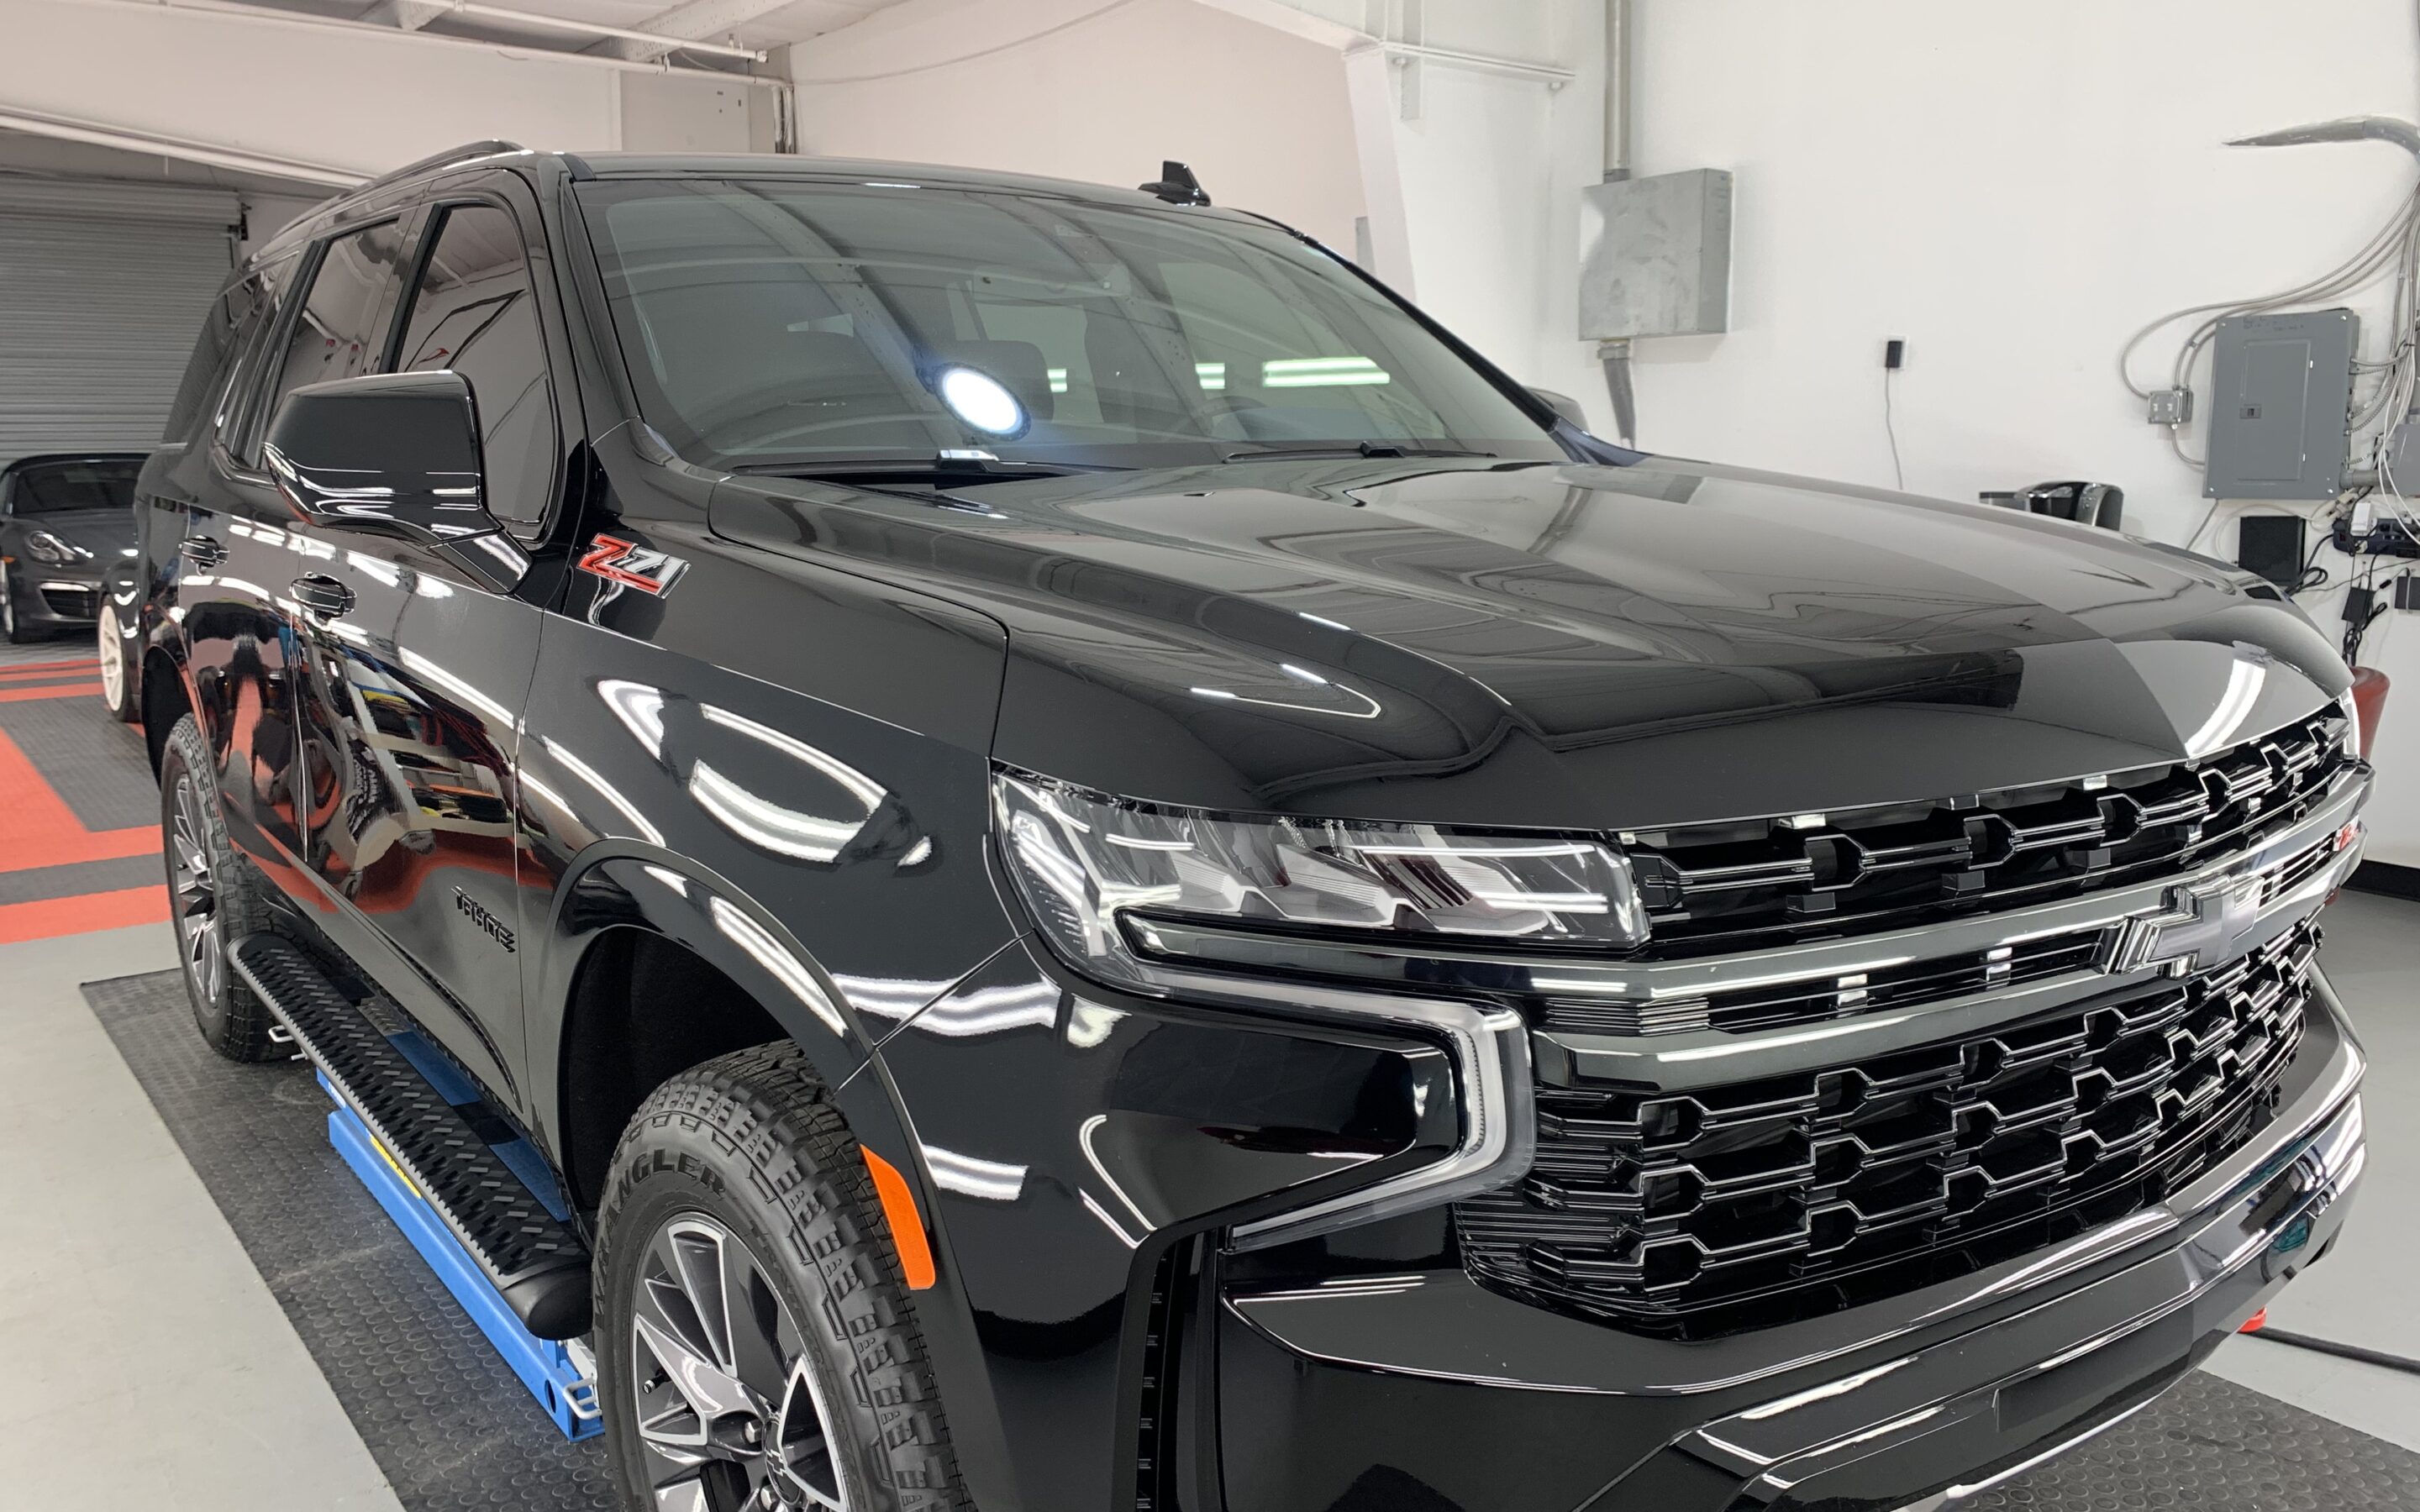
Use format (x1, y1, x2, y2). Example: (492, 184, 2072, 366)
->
(861, 1144, 938, 1290)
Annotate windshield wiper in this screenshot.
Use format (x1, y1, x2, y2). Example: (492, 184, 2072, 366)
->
(1221, 441, 1497, 462)
(732, 452, 1127, 483)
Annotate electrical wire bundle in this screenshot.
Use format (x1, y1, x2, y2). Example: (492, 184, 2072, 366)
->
(2117, 176, 2420, 554)
(2113, 115, 2420, 668)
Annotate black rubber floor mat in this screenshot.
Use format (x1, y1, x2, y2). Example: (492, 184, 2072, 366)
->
(1955, 1369, 2420, 1509)
(84, 970, 614, 1512)
(85, 971, 2420, 1512)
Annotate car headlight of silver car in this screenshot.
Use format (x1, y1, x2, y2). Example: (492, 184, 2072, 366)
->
(24, 529, 90, 566)
(992, 767, 1646, 992)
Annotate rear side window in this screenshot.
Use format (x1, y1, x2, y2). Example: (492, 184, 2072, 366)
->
(164, 273, 268, 444)
(397, 204, 557, 529)
(255, 219, 412, 438)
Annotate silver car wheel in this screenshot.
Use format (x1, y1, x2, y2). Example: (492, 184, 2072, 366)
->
(97, 602, 124, 709)
(630, 1213, 849, 1512)
(169, 773, 223, 1007)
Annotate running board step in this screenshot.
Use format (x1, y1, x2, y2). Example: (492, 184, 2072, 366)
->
(229, 933, 592, 1337)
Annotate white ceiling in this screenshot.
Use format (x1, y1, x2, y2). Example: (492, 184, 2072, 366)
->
(248, 0, 909, 66)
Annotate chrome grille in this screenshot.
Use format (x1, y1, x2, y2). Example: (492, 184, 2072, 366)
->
(1539, 927, 2108, 1038)
(1457, 919, 2320, 1340)
(1626, 707, 2351, 954)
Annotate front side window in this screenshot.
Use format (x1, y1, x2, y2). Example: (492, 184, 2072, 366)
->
(254, 219, 411, 446)
(576, 178, 1557, 472)
(397, 204, 557, 529)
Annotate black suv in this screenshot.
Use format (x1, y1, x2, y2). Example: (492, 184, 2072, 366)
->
(134, 142, 2370, 1512)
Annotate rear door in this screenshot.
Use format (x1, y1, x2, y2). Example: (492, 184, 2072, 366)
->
(288, 181, 565, 1110)
(171, 218, 412, 875)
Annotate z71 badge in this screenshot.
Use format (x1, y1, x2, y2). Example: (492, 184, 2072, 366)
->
(577, 534, 689, 596)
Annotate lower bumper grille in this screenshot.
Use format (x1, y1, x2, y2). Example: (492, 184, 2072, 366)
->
(39, 585, 97, 620)
(1457, 920, 2320, 1340)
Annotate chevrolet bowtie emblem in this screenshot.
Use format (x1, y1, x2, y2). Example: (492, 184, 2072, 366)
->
(2107, 871, 2268, 974)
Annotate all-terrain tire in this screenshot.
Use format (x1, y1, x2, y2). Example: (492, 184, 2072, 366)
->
(596, 1042, 965, 1512)
(159, 711, 280, 1061)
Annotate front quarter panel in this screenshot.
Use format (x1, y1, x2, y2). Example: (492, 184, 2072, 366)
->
(518, 482, 1019, 1163)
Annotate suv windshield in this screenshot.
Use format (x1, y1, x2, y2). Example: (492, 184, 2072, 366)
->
(576, 177, 1562, 473)
(8, 458, 140, 514)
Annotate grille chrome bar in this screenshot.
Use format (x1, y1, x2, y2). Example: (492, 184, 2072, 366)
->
(1533, 771, 2361, 1095)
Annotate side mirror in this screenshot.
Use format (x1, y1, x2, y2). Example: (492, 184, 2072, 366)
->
(1527, 386, 1592, 432)
(264, 371, 496, 544)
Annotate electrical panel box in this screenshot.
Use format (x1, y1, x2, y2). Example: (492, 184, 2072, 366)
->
(2203, 309, 2356, 499)
(1578, 168, 1733, 341)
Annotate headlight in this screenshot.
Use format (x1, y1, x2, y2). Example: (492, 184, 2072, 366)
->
(24, 530, 89, 566)
(992, 768, 1646, 991)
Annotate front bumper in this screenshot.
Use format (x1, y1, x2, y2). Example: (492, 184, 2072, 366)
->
(5, 563, 103, 627)
(1218, 974, 2365, 1512)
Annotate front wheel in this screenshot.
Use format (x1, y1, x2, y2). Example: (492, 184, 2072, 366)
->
(97, 600, 139, 722)
(0, 573, 39, 643)
(596, 1043, 963, 1512)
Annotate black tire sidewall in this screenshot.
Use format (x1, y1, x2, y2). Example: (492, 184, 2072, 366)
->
(158, 713, 276, 1060)
(597, 1059, 957, 1512)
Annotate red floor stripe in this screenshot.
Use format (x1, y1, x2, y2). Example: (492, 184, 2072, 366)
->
(0, 656, 101, 677)
(0, 727, 158, 872)
(0, 681, 103, 703)
(0, 885, 169, 944)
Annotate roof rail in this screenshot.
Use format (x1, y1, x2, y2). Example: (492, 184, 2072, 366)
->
(351, 139, 529, 199)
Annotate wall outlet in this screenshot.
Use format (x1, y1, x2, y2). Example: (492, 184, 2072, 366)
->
(2148, 388, 2194, 425)
(2396, 572, 2420, 612)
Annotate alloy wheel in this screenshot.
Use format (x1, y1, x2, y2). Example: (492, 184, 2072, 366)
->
(169, 773, 223, 1007)
(97, 604, 123, 707)
(630, 1214, 849, 1511)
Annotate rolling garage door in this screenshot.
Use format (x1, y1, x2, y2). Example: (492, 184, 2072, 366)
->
(0, 177, 240, 466)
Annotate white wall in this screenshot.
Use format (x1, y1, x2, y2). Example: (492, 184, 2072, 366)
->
(1628, 0, 2420, 862)
(788, 0, 1366, 254)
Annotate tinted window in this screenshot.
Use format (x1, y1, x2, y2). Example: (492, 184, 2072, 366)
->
(215, 254, 302, 454)
(397, 205, 556, 528)
(165, 273, 268, 444)
(576, 179, 1556, 472)
(256, 220, 411, 438)
(9, 459, 141, 514)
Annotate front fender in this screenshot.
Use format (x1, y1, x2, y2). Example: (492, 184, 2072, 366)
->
(530, 844, 887, 1120)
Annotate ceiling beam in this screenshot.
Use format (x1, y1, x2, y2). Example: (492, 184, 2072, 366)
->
(584, 0, 799, 61)
(357, 0, 445, 29)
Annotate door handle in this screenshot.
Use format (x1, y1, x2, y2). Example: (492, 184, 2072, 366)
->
(289, 574, 355, 620)
(179, 535, 226, 568)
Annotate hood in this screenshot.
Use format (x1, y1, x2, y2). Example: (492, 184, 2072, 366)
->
(13, 508, 132, 564)
(709, 457, 2345, 830)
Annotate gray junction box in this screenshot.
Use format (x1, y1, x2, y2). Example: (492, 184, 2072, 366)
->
(1578, 168, 1733, 341)
(2204, 309, 2356, 499)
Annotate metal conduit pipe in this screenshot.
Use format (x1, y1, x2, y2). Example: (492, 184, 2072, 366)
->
(1599, 0, 1638, 442)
